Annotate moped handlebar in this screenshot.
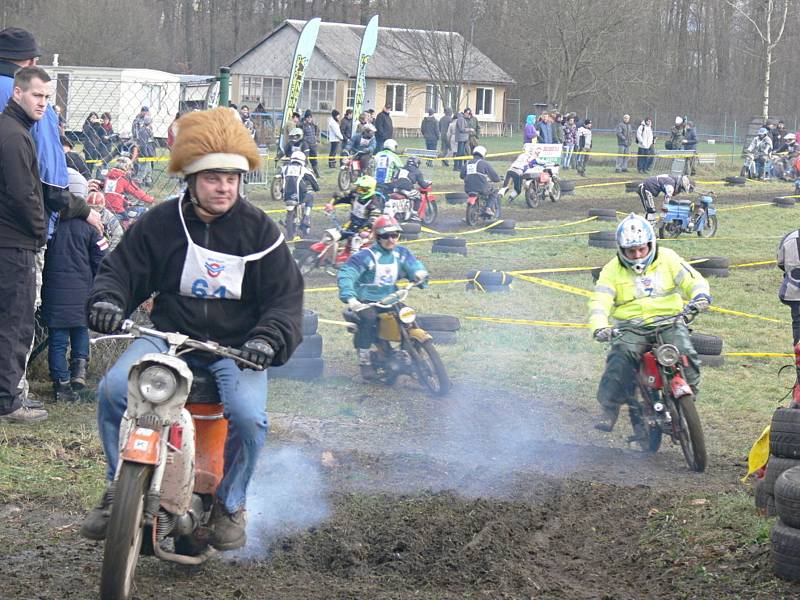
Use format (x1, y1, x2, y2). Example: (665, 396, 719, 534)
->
(611, 307, 699, 339)
(353, 281, 425, 311)
(91, 320, 264, 370)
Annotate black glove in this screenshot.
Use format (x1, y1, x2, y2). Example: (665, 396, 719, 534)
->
(89, 301, 124, 333)
(238, 337, 275, 369)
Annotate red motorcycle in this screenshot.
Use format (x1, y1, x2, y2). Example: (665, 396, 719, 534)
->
(338, 150, 372, 191)
(384, 185, 438, 227)
(292, 212, 371, 276)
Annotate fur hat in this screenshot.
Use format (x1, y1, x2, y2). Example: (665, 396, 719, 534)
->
(168, 107, 260, 177)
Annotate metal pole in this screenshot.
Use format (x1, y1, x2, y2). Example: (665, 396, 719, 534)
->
(732, 120, 736, 166)
(218, 67, 230, 107)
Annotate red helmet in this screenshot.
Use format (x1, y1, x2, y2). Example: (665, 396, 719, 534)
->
(372, 215, 402, 237)
(87, 191, 106, 208)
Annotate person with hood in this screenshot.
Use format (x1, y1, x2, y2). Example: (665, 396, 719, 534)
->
(80, 107, 304, 552)
(375, 104, 394, 151)
(327, 109, 343, 169)
(636, 117, 655, 174)
(523, 115, 538, 144)
(438, 107, 453, 167)
(420, 108, 439, 167)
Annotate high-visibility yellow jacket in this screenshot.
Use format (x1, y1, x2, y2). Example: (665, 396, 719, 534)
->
(588, 247, 710, 332)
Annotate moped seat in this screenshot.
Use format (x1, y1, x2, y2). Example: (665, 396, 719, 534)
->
(188, 369, 221, 405)
(669, 199, 693, 206)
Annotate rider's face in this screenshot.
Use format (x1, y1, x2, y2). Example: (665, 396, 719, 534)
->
(193, 171, 239, 220)
(377, 233, 399, 250)
(623, 244, 649, 260)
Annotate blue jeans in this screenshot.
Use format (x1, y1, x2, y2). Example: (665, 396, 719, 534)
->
(48, 326, 89, 382)
(97, 336, 269, 512)
(562, 144, 574, 168)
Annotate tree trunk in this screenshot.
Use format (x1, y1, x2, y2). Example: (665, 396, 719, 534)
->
(183, 0, 194, 72)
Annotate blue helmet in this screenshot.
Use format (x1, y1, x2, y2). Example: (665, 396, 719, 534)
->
(758, 127, 768, 136)
(616, 213, 656, 274)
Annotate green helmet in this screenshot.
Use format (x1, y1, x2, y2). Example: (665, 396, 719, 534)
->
(354, 175, 377, 200)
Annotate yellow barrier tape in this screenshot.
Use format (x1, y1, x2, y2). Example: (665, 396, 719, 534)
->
(510, 266, 596, 275)
(465, 315, 590, 329)
(318, 318, 349, 327)
(304, 285, 338, 293)
(515, 216, 598, 231)
(465, 229, 599, 247)
(724, 352, 794, 358)
(731, 260, 776, 268)
(716, 203, 771, 212)
(514, 273, 594, 297)
(709, 306, 784, 323)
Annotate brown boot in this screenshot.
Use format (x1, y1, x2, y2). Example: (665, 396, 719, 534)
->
(209, 500, 247, 551)
(594, 406, 620, 432)
(80, 483, 115, 540)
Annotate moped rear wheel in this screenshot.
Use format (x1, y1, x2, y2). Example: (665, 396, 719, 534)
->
(525, 183, 541, 208)
(337, 169, 351, 191)
(465, 201, 480, 226)
(697, 214, 717, 238)
(411, 338, 451, 396)
(675, 395, 707, 472)
(100, 462, 151, 600)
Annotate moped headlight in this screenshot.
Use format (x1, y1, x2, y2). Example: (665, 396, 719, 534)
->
(138, 365, 177, 403)
(398, 306, 416, 324)
(654, 344, 681, 367)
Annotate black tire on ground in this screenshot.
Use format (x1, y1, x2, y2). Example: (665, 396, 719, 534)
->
(774, 197, 796, 208)
(690, 256, 730, 269)
(416, 314, 461, 332)
(698, 354, 724, 368)
(588, 239, 617, 249)
(434, 237, 467, 247)
(765, 456, 800, 493)
(490, 219, 516, 230)
(270, 357, 325, 379)
(100, 462, 150, 600)
(560, 180, 576, 192)
(425, 330, 458, 344)
(466, 283, 511, 293)
(302, 309, 319, 336)
(771, 520, 800, 581)
(432, 245, 467, 255)
(756, 477, 778, 516)
(466, 269, 513, 286)
(590, 267, 602, 282)
(294, 333, 323, 358)
(725, 175, 747, 185)
(402, 232, 420, 241)
(445, 192, 468, 204)
(690, 333, 723, 355)
(401, 221, 422, 234)
(588, 208, 617, 221)
(775, 466, 800, 528)
(561, 189, 575, 196)
(771, 408, 800, 459)
(695, 267, 730, 278)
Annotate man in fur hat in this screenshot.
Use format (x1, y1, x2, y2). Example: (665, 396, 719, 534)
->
(80, 108, 304, 552)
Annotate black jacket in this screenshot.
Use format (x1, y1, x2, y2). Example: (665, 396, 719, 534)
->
(340, 116, 353, 141)
(0, 99, 45, 250)
(375, 111, 393, 142)
(460, 158, 500, 194)
(88, 194, 304, 363)
(42, 217, 105, 328)
(420, 116, 439, 142)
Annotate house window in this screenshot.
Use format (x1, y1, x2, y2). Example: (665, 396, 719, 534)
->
(475, 87, 494, 116)
(240, 75, 262, 103)
(385, 83, 406, 113)
(425, 85, 439, 113)
(346, 79, 356, 110)
(261, 78, 282, 109)
(300, 79, 335, 112)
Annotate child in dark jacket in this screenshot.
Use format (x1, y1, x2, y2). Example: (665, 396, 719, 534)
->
(42, 217, 107, 402)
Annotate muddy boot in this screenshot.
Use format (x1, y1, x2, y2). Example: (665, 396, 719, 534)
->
(358, 349, 378, 381)
(594, 405, 620, 432)
(53, 380, 77, 403)
(80, 483, 115, 540)
(209, 499, 247, 551)
(626, 406, 648, 442)
(70, 358, 88, 390)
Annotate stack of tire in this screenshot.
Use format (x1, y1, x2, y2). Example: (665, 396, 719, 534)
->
(270, 309, 324, 379)
(724, 175, 746, 186)
(400, 221, 421, 240)
(690, 256, 730, 278)
(445, 192, 468, 205)
(760, 407, 800, 580)
(465, 269, 512, 292)
(690, 332, 724, 368)
(416, 314, 460, 345)
(588, 230, 616, 248)
(560, 180, 576, 196)
(432, 237, 467, 256)
(774, 196, 796, 208)
(588, 208, 618, 222)
(488, 219, 516, 235)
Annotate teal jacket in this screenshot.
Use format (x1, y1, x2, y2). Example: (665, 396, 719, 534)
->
(338, 243, 427, 302)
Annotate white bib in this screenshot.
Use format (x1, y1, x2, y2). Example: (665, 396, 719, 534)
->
(397, 168, 409, 180)
(177, 201, 283, 300)
(285, 164, 302, 177)
(351, 200, 369, 219)
(369, 249, 399, 287)
(465, 162, 478, 175)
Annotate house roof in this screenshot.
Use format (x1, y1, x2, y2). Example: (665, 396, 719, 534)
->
(230, 20, 514, 86)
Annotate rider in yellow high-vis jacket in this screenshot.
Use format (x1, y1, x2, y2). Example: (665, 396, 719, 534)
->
(588, 213, 712, 432)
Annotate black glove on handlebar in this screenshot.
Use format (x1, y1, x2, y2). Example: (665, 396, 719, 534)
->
(238, 337, 275, 369)
(89, 301, 125, 333)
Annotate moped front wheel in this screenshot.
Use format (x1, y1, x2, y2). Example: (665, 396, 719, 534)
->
(421, 200, 438, 226)
(675, 395, 707, 472)
(337, 169, 351, 191)
(525, 183, 541, 208)
(411, 338, 451, 396)
(100, 462, 152, 600)
(697, 214, 717, 238)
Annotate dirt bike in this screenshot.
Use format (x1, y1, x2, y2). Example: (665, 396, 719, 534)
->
(610, 308, 707, 472)
(465, 187, 500, 226)
(740, 151, 760, 179)
(338, 150, 372, 191)
(383, 185, 438, 226)
(343, 282, 451, 396)
(292, 211, 371, 276)
(281, 197, 312, 241)
(521, 164, 561, 208)
(657, 191, 718, 239)
(91, 320, 264, 600)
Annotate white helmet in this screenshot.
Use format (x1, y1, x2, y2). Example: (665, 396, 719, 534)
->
(785, 133, 797, 142)
(616, 213, 656, 274)
(383, 138, 398, 152)
(362, 123, 376, 135)
(290, 150, 306, 165)
(675, 116, 684, 125)
(473, 145, 487, 158)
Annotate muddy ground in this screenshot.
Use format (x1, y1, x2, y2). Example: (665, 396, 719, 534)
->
(1, 382, 796, 599)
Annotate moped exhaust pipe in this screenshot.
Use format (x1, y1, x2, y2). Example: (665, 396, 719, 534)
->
(150, 516, 217, 566)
